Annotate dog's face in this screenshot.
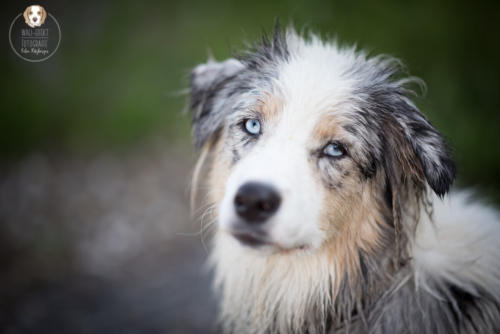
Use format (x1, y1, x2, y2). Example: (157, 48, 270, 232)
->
(24, 5, 47, 28)
(215, 94, 370, 252)
(190, 29, 456, 254)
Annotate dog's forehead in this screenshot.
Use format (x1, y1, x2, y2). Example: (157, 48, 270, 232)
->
(221, 32, 394, 150)
(280, 47, 357, 104)
(254, 48, 362, 141)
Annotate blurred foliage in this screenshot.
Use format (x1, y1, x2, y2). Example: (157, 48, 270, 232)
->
(1, 0, 499, 201)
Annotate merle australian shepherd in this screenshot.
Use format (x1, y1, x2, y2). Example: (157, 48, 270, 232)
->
(187, 25, 500, 334)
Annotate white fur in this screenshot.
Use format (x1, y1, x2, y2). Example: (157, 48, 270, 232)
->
(211, 232, 338, 333)
(413, 191, 500, 297)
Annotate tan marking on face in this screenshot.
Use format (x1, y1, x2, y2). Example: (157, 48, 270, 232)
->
(208, 131, 233, 206)
(257, 93, 284, 122)
(318, 176, 389, 287)
(312, 115, 389, 286)
(311, 114, 348, 144)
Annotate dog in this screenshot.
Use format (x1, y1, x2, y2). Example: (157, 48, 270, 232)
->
(187, 25, 500, 333)
(23, 5, 47, 28)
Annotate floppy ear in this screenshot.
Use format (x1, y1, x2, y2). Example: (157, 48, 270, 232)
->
(189, 58, 244, 148)
(387, 97, 456, 197)
(23, 7, 30, 25)
(377, 96, 455, 265)
(40, 6, 47, 24)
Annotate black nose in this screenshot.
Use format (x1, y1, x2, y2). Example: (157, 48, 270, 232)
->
(234, 182, 281, 223)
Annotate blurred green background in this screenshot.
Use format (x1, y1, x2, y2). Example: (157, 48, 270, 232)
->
(2, 0, 500, 200)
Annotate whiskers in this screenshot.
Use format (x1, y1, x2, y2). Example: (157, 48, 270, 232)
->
(178, 201, 218, 253)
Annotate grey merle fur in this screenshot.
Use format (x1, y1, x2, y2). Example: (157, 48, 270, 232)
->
(189, 24, 289, 148)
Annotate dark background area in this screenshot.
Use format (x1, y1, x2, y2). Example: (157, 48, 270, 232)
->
(1, 0, 499, 333)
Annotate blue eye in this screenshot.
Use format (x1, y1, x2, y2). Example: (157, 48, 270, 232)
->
(323, 142, 346, 158)
(244, 118, 261, 136)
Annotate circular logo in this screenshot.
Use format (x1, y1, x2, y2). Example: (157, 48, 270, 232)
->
(9, 5, 61, 62)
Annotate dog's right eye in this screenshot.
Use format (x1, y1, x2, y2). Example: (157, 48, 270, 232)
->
(243, 118, 261, 136)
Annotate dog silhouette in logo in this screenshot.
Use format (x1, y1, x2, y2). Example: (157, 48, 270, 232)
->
(24, 5, 47, 28)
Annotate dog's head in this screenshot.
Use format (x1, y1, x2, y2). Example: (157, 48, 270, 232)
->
(189, 27, 456, 255)
(24, 5, 47, 28)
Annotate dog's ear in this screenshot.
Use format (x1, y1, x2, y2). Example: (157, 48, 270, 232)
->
(189, 58, 244, 148)
(40, 6, 47, 24)
(385, 97, 456, 197)
(23, 6, 30, 25)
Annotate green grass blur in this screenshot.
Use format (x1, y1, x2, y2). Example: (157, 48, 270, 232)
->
(1, 0, 499, 201)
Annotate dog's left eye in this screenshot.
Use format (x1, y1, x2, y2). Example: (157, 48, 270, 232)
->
(322, 142, 346, 158)
(243, 119, 261, 136)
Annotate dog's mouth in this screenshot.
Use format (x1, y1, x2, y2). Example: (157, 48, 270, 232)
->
(230, 230, 270, 247)
(229, 229, 310, 252)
